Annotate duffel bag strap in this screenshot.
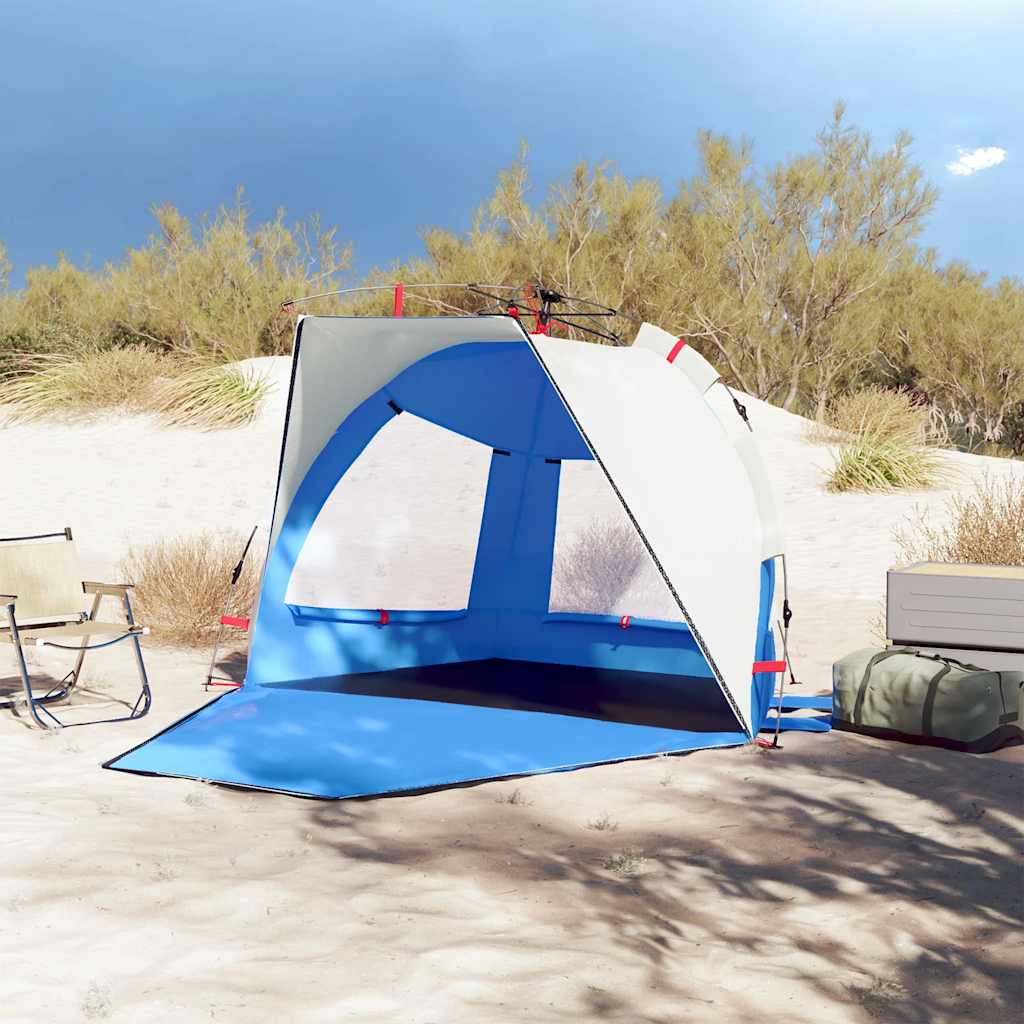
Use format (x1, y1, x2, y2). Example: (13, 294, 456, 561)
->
(921, 663, 954, 737)
(853, 648, 913, 726)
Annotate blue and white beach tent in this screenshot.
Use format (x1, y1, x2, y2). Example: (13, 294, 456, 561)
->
(109, 312, 798, 799)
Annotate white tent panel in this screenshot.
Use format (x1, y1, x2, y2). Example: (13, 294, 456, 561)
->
(285, 412, 491, 610)
(633, 322, 785, 561)
(703, 383, 786, 560)
(632, 322, 720, 393)
(531, 335, 763, 732)
(272, 315, 525, 550)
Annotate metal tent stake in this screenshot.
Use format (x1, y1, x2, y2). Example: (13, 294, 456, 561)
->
(204, 525, 258, 691)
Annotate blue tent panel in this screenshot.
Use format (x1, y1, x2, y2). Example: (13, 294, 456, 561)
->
(107, 682, 748, 799)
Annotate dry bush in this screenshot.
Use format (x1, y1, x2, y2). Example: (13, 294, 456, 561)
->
(895, 475, 1024, 566)
(0, 348, 269, 427)
(808, 386, 936, 446)
(825, 388, 945, 493)
(121, 531, 262, 646)
(549, 520, 646, 614)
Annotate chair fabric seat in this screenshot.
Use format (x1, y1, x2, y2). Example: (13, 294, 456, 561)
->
(0, 621, 143, 642)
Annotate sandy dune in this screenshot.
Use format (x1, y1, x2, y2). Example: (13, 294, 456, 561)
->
(1, 358, 1021, 1023)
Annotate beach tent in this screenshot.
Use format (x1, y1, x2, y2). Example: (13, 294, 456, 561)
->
(108, 313, 793, 798)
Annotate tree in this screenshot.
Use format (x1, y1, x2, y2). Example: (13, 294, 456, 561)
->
(672, 102, 937, 413)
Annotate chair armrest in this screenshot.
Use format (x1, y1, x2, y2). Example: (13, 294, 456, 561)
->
(0, 594, 17, 604)
(82, 581, 135, 596)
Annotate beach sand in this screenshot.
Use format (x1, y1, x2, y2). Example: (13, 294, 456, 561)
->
(1, 359, 1021, 1023)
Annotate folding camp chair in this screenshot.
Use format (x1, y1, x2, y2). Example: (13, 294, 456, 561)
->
(0, 527, 152, 728)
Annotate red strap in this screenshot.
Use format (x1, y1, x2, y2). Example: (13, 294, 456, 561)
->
(392, 282, 404, 317)
(220, 615, 250, 630)
(752, 660, 787, 674)
(619, 615, 631, 629)
(207, 678, 243, 688)
(378, 609, 390, 626)
(666, 337, 687, 363)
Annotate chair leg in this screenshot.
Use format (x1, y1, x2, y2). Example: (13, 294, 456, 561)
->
(123, 591, 152, 719)
(4, 603, 60, 728)
(66, 590, 104, 695)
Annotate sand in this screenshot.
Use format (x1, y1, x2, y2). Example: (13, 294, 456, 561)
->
(1, 359, 1021, 1023)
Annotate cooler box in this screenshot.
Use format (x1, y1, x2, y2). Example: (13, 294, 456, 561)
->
(887, 563, 1024, 672)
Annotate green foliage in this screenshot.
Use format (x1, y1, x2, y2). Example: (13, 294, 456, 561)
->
(875, 259, 1024, 453)
(0, 192, 349, 363)
(0, 106, 1020, 449)
(827, 434, 944, 493)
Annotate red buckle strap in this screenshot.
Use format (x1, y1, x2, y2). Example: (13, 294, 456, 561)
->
(619, 615, 631, 629)
(219, 615, 250, 630)
(378, 609, 390, 626)
(667, 337, 687, 363)
(752, 660, 787, 674)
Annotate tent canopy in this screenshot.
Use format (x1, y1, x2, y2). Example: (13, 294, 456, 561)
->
(108, 315, 786, 799)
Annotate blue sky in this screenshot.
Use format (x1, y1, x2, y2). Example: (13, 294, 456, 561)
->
(1, 0, 1020, 288)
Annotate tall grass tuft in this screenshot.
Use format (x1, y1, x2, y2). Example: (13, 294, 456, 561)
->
(825, 388, 945, 493)
(149, 364, 268, 429)
(0, 348, 268, 427)
(895, 475, 1024, 566)
(0, 346, 172, 419)
(121, 531, 262, 646)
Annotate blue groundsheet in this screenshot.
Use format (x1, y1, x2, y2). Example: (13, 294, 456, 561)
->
(106, 661, 754, 798)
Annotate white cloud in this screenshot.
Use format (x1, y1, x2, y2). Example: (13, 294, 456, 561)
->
(946, 146, 1007, 177)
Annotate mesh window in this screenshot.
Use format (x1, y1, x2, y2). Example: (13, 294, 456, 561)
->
(548, 460, 683, 622)
(286, 413, 491, 610)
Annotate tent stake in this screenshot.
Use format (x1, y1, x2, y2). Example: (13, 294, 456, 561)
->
(204, 525, 258, 691)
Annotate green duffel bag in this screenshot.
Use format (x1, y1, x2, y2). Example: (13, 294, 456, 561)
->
(833, 647, 1023, 753)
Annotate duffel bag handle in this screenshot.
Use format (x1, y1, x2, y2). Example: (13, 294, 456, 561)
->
(918, 651, 986, 673)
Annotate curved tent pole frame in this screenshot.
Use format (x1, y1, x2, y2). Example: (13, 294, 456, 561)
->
(280, 283, 624, 345)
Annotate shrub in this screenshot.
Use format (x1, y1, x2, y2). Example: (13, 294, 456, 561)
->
(825, 388, 945, 493)
(0, 196, 349, 363)
(810, 386, 935, 445)
(120, 531, 262, 646)
(895, 475, 1024, 566)
(549, 520, 646, 614)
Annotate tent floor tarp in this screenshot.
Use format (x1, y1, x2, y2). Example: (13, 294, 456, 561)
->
(105, 661, 750, 799)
